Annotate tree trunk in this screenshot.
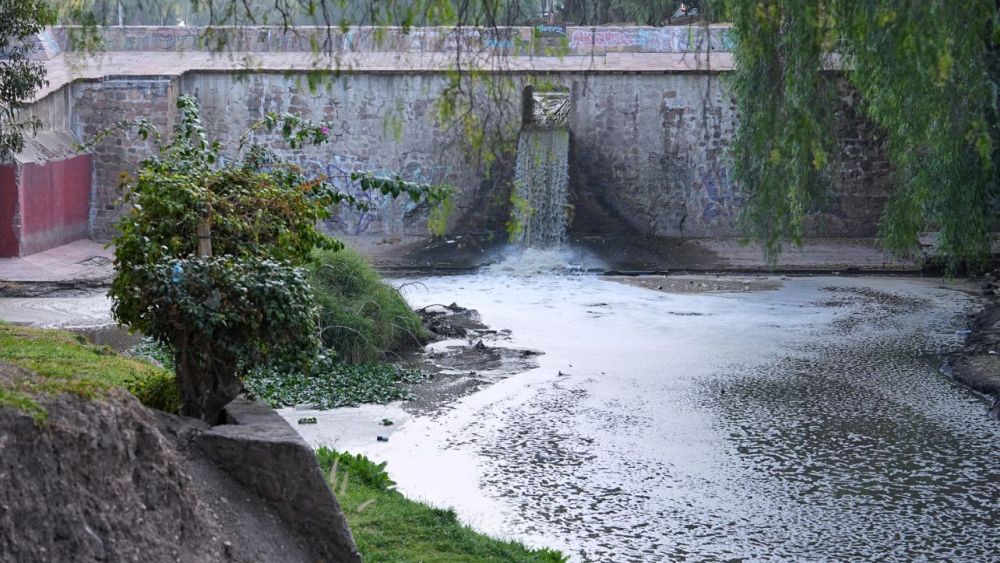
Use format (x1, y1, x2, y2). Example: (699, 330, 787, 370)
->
(174, 333, 242, 424)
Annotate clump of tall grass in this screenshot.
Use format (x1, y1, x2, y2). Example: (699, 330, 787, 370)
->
(309, 248, 426, 363)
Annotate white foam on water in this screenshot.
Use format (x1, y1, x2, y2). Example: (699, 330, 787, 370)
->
(286, 274, 996, 562)
(481, 246, 605, 276)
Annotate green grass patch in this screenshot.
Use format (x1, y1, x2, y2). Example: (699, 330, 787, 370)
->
(311, 248, 427, 363)
(0, 323, 180, 420)
(317, 448, 567, 563)
(244, 356, 426, 409)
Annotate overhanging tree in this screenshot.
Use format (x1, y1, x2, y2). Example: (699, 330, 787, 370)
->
(726, 0, 999, 268)
(49, 0, 998, 271)
(0, 0, 55, 161)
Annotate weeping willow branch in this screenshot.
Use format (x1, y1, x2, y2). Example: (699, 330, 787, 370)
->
(727, 0, 998, 269)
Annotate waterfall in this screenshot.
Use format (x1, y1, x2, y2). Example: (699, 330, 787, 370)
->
(511, 125, 570, 248)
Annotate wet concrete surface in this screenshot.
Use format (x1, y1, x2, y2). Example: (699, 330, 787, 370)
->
(0, 290, 142, 352)
(0, 291, 113, 328)
(338, 234, 925, 275)
(286, 273, 999, 562)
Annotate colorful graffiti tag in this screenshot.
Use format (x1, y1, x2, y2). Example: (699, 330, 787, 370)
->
(568, 27, 732, 53)
(48, 25, 733, 55)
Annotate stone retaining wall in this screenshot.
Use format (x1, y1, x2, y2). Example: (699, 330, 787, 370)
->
(15, 25, 892, 246)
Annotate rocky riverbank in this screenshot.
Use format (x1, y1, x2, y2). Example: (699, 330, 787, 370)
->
(947, 274, 1000, 418)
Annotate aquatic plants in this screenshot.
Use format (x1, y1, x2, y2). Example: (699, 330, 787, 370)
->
(244, 357, 426, 409)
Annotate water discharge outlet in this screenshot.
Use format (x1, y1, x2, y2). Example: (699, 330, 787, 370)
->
(510, 86, 571, 248)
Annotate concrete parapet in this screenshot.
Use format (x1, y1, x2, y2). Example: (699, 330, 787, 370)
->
(47, 24, 732, 56)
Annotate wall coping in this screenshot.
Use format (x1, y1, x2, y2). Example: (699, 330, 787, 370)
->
(40, 24, 733, 56)
(27, 25, 737, 104)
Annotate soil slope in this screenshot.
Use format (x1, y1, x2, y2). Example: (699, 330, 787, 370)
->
(0, 362, 327, 562)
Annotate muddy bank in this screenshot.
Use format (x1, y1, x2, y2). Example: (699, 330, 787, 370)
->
(948, 301, 1000, 417)
(405, 303, 542, 413)
(605, 273, 782, 294)
(0, 279, 112, 299)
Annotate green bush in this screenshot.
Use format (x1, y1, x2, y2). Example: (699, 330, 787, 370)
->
(317, 447, 397, 492)
(310, 248, 427, 363)
(98, 95, 448, 422)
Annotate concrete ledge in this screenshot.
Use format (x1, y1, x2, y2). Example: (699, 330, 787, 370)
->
(34, 49, 734, 103)
(195, 398, 362, 563)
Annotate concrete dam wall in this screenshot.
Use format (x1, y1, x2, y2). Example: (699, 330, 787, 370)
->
(4, 26, 891, 255)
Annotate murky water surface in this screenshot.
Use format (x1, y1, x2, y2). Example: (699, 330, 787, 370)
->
(289, 275, 999, 562)
(0, 293, 112, 328)
(2, 275, 996, 561)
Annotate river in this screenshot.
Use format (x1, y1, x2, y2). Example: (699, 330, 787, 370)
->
(286, 273, 999, 562)
(2, 272, 997, 561)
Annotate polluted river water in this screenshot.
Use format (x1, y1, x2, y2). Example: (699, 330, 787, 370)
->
(2, 271, 998, 561)
(286, 272, 999, 562)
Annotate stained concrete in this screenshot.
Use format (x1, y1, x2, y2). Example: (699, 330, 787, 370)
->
(196, 399, 362, 563)
(16, 26, 893, 251)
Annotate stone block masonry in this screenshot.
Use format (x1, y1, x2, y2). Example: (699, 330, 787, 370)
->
(10, 25, 893, 249)
(182, 72, 494, 237)
(567, 75, 890, 238)
(70, 77, 179, 239)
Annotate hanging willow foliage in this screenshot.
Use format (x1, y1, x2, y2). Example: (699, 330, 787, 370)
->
(727, 0, 999, 269)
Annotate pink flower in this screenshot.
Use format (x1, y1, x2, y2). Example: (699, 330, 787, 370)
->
(321, 126, 330, 135)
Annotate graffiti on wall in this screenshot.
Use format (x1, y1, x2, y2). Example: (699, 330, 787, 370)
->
(698, 166, 740, 224)
(535, 24, 567, 37)
(32, 30, 62, 59)
(55, 25, 732, 56)
(300, 155, 450, 236)
(568, 27, 732, 53)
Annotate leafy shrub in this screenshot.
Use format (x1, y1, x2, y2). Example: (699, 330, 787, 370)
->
(128, 337, 175, 371)
(310, 248, 427, 363)
(96, 95, 448, 422)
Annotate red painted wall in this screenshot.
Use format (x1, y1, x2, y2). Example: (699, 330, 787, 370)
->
(0, 166, 18, 257)
(18, 155, 92, 255)
(0, 155, 92, 257)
